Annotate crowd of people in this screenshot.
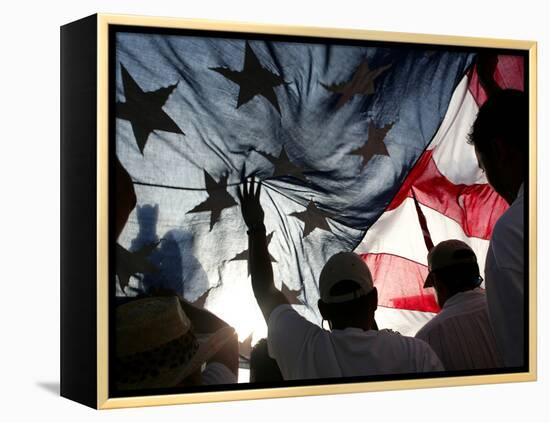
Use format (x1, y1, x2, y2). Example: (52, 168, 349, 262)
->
(114, 75, 527, 389)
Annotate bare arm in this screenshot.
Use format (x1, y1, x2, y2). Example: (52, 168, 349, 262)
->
(238, 177, 289, 322)
(207, 331, 239, 377)
(177, 295, 238, 376)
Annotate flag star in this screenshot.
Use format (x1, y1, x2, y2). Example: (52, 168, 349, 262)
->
(229, 232, 278, 275)
(350, 122, 394, 168)
(290, 200, 334, 238)
(191, 286, 215, 309)
(321, 59, 392, 109)
(116, 64, 184, 155)
(257, 146, 308, 181)
(186, 170, 238, 231)
(280, 281, 303, 305)
(115, 242, 159, 292)
(210, 42, 286, 114)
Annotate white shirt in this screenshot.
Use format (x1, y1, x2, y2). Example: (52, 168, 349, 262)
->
(415, 289, 502, 371)
(485, 183, 525, 368)
(201, 362, 237, 385)
(267, 304, 443, 380)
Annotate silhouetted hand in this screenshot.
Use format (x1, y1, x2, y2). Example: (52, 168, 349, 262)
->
(237, 175, 289, 322)
(237, 176, 265, 230)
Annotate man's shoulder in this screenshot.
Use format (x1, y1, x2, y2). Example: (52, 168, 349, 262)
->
(489, 195, 523, 270)
(378, 328, 433, 351)
(493, 193, 523, 240)
(417, 291, 487, 332)
(268, 304, 321, 334)
(373, 329, 443, 372)
(414, 315, 442, 340)
(268, 304, 298, 329)
(269, 303, 295, 321)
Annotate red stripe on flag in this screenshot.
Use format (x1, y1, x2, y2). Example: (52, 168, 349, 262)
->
(361, 253, 440, 313)
(468, 55, 525, 106)
(386, 149, 508, 240)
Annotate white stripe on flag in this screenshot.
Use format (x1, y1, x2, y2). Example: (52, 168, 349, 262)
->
(431, 85, 486, 185)
(356, 197, 489, 278)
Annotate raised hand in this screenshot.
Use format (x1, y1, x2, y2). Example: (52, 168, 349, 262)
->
(237, 176, 265, 231)
(236, 174, 289, 322)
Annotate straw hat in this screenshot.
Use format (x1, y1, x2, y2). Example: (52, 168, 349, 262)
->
(115, 296, 235, 390)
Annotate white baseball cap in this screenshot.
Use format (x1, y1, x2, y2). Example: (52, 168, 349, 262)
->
(319, 252, 374, 304)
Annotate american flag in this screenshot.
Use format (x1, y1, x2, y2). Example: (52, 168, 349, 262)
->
(357, 54, 523, 333)
(114, 30, 524, 360)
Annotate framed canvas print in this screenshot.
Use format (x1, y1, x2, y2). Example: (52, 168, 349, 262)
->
(60, 13, 537, 409)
